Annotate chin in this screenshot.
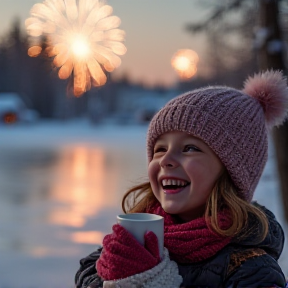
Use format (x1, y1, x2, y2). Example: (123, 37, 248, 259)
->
(161, 204, 182, 215)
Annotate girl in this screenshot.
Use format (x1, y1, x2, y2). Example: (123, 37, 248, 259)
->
(75, 70, 288, 288)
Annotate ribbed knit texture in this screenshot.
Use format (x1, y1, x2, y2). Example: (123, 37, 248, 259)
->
(147, 86, 268, 202)
(147, 203, 232, 264)
(96, 224, 160, 281)
(103, 248, 183, 288)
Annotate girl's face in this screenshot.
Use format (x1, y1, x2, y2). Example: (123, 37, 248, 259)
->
(148, 131, 223, 222)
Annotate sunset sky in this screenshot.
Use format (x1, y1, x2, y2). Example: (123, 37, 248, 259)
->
(0, 0, 211, 87)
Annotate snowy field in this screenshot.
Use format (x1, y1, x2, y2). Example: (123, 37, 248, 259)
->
(0, 120, 287, 288)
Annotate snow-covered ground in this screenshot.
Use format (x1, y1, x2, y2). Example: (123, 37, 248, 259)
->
(0, 120, 287, 288)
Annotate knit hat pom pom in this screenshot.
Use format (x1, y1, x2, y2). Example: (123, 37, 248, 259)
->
(243, 70, 288, 128)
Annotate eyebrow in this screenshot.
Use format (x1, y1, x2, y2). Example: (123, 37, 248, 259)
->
(156, 135, 203, 145)
(184, 136, 203, 144)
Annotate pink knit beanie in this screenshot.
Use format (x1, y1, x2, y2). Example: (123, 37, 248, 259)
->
(147, 70, 288, 202)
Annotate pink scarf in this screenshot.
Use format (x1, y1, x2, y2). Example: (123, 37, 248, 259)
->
(146, 203, 232, 263)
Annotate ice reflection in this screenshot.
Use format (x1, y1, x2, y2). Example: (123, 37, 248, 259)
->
(50, 145, 106, 227)
(0, 143, 126, 257)
(48, 144, 121, 232)
(70, 231, 105, 244)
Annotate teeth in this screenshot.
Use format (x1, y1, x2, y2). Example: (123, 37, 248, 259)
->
(162, 179, 188, 186)
(177, 180, 183, 186)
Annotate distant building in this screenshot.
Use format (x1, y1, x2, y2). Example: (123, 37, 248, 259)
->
(0, 93, 38, 124)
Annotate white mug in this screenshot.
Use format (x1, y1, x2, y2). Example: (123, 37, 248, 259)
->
(117, 213, 164, 257)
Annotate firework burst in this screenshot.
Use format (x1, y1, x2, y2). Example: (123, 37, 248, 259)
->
(25, 0, 127, 96)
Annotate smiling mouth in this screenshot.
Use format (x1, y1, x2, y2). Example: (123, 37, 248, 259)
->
(161, 179, 190, 191)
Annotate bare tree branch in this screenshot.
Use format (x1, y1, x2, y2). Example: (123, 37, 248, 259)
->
(185, 0, 245, 33)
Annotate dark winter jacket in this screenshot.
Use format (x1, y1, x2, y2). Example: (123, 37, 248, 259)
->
(75, 204, 286, 288)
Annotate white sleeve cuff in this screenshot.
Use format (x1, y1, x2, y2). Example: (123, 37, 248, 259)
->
(103, 248, 183, 288)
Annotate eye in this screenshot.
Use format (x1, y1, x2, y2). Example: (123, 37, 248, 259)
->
(183, 145, 201, 152)
(154, 146, 167, 154)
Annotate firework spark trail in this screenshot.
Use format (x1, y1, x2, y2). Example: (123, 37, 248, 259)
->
(25, 0, 127, 96)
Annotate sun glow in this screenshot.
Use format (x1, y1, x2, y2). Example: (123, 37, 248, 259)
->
(174, 56, 191, 71)
(25, 0, 127, 96)
(171, 49, 199, 80)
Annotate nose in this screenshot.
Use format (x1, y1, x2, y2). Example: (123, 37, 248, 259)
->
(159, 150, 179, 169)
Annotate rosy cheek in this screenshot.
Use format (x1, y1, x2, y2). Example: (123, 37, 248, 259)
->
(148, 162, 157, 182)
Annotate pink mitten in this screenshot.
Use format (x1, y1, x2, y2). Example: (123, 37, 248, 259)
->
(96, 224, 160, 280)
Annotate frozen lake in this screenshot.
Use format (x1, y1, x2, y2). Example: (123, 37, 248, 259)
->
(0, 120, 287, 288)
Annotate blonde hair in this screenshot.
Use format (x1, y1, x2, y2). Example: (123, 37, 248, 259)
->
(122, 171, 268, 243)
